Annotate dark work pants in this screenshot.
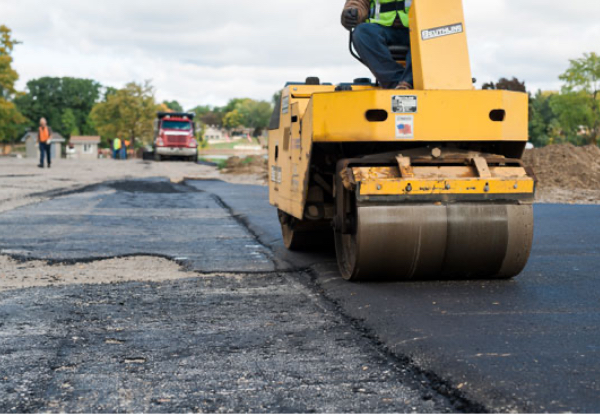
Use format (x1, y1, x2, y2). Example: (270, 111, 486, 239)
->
(39, 142, 51, 167)
(352, 23, 413, 89)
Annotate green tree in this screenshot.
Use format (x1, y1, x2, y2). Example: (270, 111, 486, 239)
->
(237, 99, 272, 135)
(529, 91, 556, 148)
(61, 108, 80, 137)
(0, 25, 26, 142)
(188, 98, 274, 134)
(550, 91, 595, 145)
(90, 80, 159, 147)
(223, 109, 244, 130)
(188, 105, 213, 140)
(482, 77, 527, 92)
(15, 77, 101, 137)
(103, 86, 118, 101)
(0, 100, 26, 142)
(218, 98, 273, 135)
(190, 105, 213, 120)
(222, 98, 247, 114)
(558, 52, 600, 144)
(200, 111, 223, 127)
(0, 25, 19, 99)
(163, 100, 183, 113)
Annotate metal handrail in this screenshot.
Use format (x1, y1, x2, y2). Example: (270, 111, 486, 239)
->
(348, 30, 364, 64)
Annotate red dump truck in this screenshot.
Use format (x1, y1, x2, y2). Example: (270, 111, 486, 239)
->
(153, 112, 198, 162)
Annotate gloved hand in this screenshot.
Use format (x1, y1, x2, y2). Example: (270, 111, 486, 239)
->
(341, 8, 359, 31)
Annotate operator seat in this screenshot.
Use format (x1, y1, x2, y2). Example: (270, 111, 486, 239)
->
(388, 45, 409, 62)
(350, 30, 409, 65)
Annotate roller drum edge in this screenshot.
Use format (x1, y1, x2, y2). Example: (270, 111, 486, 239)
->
(335, 203, 534, 282)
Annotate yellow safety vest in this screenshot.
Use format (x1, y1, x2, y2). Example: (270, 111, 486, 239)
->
(368, 0, 411, 28)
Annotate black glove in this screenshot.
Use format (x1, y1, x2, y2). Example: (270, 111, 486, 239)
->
(342, 8, 359, 31)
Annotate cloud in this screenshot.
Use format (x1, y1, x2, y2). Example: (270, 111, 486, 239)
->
(3, 0, 600, 108)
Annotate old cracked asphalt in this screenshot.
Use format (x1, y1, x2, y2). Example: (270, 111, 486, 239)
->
(1, 177, 600, 412)
(0, 178, 456, 413)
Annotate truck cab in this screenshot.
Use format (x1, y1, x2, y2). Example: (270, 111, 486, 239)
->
(154, 112, 198, 162)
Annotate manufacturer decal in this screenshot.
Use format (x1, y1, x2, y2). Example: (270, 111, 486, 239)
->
(396, 115, 414, 139)
(421, 23, 464, 41)
(392, 95, 418, 114)
(271, 166, 282, 183)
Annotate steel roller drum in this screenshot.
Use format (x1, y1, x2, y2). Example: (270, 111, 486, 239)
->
(335, 203, 533, 281)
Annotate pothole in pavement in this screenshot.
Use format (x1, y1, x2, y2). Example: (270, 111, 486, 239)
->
(0, 255, 196, 292)
(107, 180, 197, 194)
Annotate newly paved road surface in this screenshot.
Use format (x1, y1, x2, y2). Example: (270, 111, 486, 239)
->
(188, 180, 600, 413)
(1, 178, 599, 412)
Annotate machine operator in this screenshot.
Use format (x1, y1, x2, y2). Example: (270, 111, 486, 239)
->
(342, 0, 413, 90)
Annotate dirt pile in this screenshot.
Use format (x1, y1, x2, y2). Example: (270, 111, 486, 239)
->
(523, 144, 600, 204)
(221, 156, 268, 181)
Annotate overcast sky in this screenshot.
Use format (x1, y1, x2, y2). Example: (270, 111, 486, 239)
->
(2, 0, 599, 109)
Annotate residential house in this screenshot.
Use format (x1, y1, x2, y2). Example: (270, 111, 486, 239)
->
(203, 125, 225, 143)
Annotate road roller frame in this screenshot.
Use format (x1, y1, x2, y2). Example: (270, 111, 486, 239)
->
(268, 0, 536, 281)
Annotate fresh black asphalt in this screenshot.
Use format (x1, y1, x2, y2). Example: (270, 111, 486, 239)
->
(1, 178, 599, 412)
(186, 180, 600, 413)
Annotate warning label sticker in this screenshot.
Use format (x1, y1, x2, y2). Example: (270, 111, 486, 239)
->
(281, 96, 290, 114)
(392, 95, 418, 113)
(396, 115, 414, 139)
(271, 166, 282, 183)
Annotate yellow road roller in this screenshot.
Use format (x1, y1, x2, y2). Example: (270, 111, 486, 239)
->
(268, 0, 536, 281)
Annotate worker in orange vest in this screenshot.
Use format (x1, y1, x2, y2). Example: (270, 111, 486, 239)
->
(38, 118, 53, 168)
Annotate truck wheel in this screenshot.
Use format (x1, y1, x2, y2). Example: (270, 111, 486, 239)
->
(278, 209, 333, 251)
(154, 152, 161, 162)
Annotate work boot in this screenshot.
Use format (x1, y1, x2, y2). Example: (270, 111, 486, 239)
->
(395, 81, 413, 90)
